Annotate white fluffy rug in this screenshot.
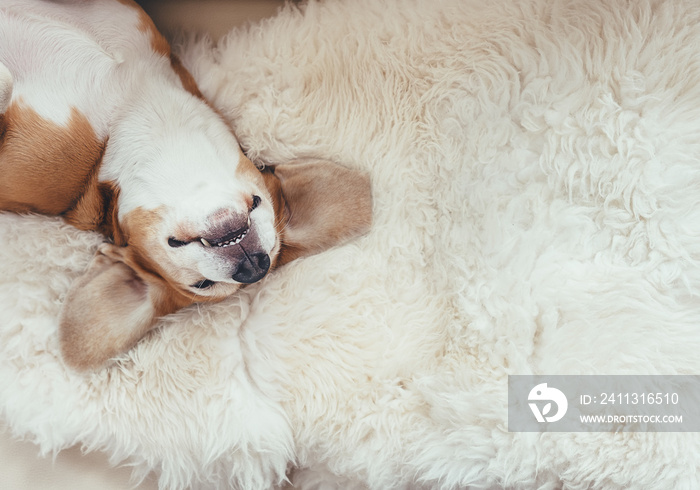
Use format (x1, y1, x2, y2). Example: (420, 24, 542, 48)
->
(3, 0, 700, 488)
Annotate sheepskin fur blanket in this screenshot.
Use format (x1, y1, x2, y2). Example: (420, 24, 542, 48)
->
(2, 0, 700, 488)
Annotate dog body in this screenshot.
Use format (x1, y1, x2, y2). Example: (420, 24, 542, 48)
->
(0, 0, 372, 370)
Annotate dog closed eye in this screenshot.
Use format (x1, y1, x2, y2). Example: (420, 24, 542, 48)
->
(168, 237, 189, 248)
(191, 279, 216, 289)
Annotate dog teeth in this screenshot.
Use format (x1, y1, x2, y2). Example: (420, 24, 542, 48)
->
(202, 229, 249, 249)
(216, 229, 248, 248)
(227, 230, 248, 247)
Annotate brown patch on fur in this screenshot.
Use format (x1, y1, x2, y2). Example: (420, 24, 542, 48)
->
(0, 102, 106, 216)
(100, 182, 127, 245)
(116, 0, 170, 57)
(116, 0, 205, 99)
(0, 113, 6, 143)
(236, 150, 267, 192)
(260, 168, 291, 267)
(65, 180, 125, 243)
(170, 54, 204, 99)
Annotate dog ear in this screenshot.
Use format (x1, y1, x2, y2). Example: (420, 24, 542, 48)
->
(58, 244, 164, 372)
(264, 159, 372, 267)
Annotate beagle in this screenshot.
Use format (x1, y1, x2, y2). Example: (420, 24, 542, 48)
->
(0, 0, 372, 371)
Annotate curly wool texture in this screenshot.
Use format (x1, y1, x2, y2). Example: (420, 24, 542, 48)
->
(3, 0, 700, 488)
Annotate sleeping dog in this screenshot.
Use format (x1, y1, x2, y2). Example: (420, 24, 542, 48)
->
(0, 0, 372, 371)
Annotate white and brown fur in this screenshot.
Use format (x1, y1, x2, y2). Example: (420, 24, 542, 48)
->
(0, 0, 371, 371)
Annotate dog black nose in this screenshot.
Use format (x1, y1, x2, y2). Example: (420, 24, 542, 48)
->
(232, 252, 270, 284)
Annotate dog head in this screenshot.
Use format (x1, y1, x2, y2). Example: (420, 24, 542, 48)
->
(59, 94, 372, 371)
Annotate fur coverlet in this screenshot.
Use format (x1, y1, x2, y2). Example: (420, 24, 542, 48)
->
(2, 0, 700, 488)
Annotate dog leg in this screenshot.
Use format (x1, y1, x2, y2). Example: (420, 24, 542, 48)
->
(0, 61, 13, 115)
